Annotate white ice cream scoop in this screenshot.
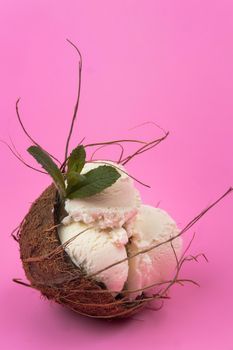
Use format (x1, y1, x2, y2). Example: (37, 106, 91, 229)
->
(58, 221, 129, 293)
(125, 205, 182, 299)
(63, 161, 141, 229)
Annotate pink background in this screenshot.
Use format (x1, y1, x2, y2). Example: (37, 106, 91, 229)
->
(1, 1, 233, 349)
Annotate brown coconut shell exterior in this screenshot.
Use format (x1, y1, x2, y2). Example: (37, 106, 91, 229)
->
(19, 184, 145, 319)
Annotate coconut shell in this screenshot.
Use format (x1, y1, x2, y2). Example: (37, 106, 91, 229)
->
(19, 184, 146, 319)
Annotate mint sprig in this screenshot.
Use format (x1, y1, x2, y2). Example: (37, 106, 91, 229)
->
(27, 145, 121, 199)
(27, 146, 66, 197)
(67, 145, 86, 174)
(66, 171, 87, 196)
(66, 165, 121, 199)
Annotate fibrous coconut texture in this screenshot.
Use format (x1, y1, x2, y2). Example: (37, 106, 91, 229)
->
(18, 181, 232, 319)
(19, 185, 146, 318)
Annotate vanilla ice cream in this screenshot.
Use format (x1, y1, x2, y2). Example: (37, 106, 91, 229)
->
(58, 160, 182, 299)
(58, 221, 129, 292)
(125, 205, 182, 299)
(63, 161, 141, 230)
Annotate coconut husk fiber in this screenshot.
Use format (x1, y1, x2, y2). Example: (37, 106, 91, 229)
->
(19, 184, 146, 319)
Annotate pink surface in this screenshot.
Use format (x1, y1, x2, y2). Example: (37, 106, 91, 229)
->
(1, 1, 233, 349)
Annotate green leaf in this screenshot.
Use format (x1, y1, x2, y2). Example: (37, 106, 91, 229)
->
(67, 145, 86, 174)
(66, 171, 87, 196)
(66, 165, 121, 199)
(27, 146, 66, 197)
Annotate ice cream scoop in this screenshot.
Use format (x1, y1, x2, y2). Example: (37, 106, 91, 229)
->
(125, 205, 182, 299)
(58, 221, 129, 292)
(63, 161, 141, 230)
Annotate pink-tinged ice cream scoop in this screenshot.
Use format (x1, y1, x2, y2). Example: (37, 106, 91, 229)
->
(125, 205, 182, 299)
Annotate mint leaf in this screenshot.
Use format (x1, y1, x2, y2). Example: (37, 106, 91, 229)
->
(27, 146, 66, 197)
(66, 165, 121, 199)
(66, 171, 87, 196)
(67, 145, 86, 174)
